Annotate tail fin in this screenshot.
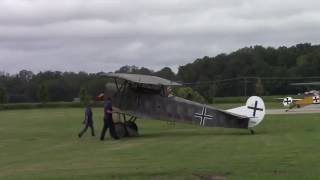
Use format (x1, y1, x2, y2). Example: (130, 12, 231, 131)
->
(227, 96, 266, 128)
(312, 95, 320, 104)
(282, 97, 293, 106)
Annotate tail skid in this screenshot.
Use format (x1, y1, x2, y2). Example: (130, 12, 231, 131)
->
(226, 96, 266, 128)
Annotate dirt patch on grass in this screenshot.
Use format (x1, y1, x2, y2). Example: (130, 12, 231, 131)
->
(193, 173, 228, 180)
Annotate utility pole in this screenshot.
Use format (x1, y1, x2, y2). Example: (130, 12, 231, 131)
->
(244, 77, 247, 97)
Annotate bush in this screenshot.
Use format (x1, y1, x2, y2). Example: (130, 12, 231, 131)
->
(0, 87, 8, 104)
(173, 87, 206, 103)
(37, 84, 49, 104)
(79, 87, 92, 105)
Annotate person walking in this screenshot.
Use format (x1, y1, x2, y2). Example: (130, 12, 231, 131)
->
(78, 105, 95, 137)
(100, 97, 119, 140)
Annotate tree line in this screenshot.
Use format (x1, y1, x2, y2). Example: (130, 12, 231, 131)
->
(0, 71, 108, 103)
(177, 43, 320, 101)
(0, 67, 178, 103)
(1, 43, 320, 103)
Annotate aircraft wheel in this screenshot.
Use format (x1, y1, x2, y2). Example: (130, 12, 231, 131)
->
(114, 122, 128, 138)
(125, 121, 138, 131)
(250, 129, 255, 135)
(125, 121, 139, 137)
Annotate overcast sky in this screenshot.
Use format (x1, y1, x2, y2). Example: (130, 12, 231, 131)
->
(1, 0, 320, 74)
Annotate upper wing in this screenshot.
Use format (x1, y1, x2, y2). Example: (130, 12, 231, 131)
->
(104, 73, 181, 86)
(291, 82, 320, 86)
(275, 97, 302, 106)
(275, 97, 302, 101)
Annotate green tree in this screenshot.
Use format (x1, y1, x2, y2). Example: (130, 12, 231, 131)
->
(79, 87, 91, 105)
(115, 65, 138, 73)
(255, 78, 264, 96)
(0, 87, 8, 104)
(155, 67, 176, 80)
(133, 67, 154, 75)
(37, 84, 49, 104)
(173, 87, 206, 103)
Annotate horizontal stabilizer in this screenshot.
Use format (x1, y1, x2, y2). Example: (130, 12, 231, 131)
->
(227, 96, 265, 128)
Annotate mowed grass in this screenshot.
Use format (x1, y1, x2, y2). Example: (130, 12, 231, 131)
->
(0, 108, 320, 180)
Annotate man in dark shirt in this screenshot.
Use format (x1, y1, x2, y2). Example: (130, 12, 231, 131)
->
(78, 105, 95, 137)
(100, 97, 119, 140)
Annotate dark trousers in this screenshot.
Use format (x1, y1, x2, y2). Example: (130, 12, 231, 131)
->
(100, 118, 119, 140)
(79, 123, 95, 137)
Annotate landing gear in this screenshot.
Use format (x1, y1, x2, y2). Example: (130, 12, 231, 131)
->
(125, 121, 139, 137)
(250, 129, 255, 135)
(114, 112, 139, 138)
(114, 122, 127, 138)
(114, 121, 139, 138)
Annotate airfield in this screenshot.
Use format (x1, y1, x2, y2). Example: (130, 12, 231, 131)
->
(267, 104, 320, 115)
(1, 104, 320, 179)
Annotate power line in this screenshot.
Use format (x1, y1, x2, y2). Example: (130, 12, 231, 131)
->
(182, 76, 320, 86)
(182, 77, 244, 85)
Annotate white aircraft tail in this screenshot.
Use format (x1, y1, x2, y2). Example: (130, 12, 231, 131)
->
(226, 96, 266, 128)
(282, 97, 293, 107)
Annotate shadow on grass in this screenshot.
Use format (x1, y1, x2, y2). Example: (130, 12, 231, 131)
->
(136, 129, 262, 139)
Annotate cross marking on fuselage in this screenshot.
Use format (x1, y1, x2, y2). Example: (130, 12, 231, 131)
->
(247, 101, 263, 117)
(194, 107, 213, 126)
(313, 96, 319, 103)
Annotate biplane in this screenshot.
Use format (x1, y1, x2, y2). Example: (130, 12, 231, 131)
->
(277, 96, 320, 109)
(276, 82, 320, 110)
(98, 73, 266, 137)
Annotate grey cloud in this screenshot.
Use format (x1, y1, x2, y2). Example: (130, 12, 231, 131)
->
(1, 0, 320, 74)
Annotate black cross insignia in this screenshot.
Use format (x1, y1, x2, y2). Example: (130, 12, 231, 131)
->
(247, 101, 263, 117)
(284, 98, 291, 105)
(313, 96, 319, 103)
(194, 107, 213, 126)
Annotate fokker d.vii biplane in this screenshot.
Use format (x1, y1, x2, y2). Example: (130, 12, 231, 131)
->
(99, 73, 266, 137)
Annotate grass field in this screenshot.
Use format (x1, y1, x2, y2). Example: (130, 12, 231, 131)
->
(1, 108, 320, 179)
